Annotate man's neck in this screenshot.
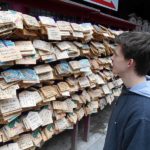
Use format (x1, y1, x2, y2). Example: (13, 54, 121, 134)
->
(120, 72, 146, 88)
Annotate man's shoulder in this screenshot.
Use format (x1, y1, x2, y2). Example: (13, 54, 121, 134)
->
(130, 95, 150, 120)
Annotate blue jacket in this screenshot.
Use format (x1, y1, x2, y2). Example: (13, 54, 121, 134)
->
(103, 76, 150, 150)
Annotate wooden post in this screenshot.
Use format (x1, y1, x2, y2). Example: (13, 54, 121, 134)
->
(83, 115, 91, 142)
(71, 122, 78, 150)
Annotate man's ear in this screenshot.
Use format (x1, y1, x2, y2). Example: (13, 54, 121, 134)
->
(128, 59, 135, 67)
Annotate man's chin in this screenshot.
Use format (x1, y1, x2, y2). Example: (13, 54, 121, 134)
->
(112, 69, 116, 74)
(112, 70, 119, 76)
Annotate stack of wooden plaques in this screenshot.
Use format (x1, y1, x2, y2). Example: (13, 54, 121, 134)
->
(0, 10, 123, 150)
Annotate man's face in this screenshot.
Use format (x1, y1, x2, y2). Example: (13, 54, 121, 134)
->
(111, 45, 130, 76)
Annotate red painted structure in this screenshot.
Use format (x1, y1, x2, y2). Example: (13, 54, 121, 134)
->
(0, 0, 136, 30)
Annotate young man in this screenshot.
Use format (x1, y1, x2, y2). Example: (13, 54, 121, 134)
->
(103, 32, 150, 150)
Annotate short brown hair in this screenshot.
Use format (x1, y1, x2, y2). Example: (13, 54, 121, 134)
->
(115, 32, 150, 76)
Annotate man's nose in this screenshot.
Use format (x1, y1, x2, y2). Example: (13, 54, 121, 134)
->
(111, 55, 114, 61)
